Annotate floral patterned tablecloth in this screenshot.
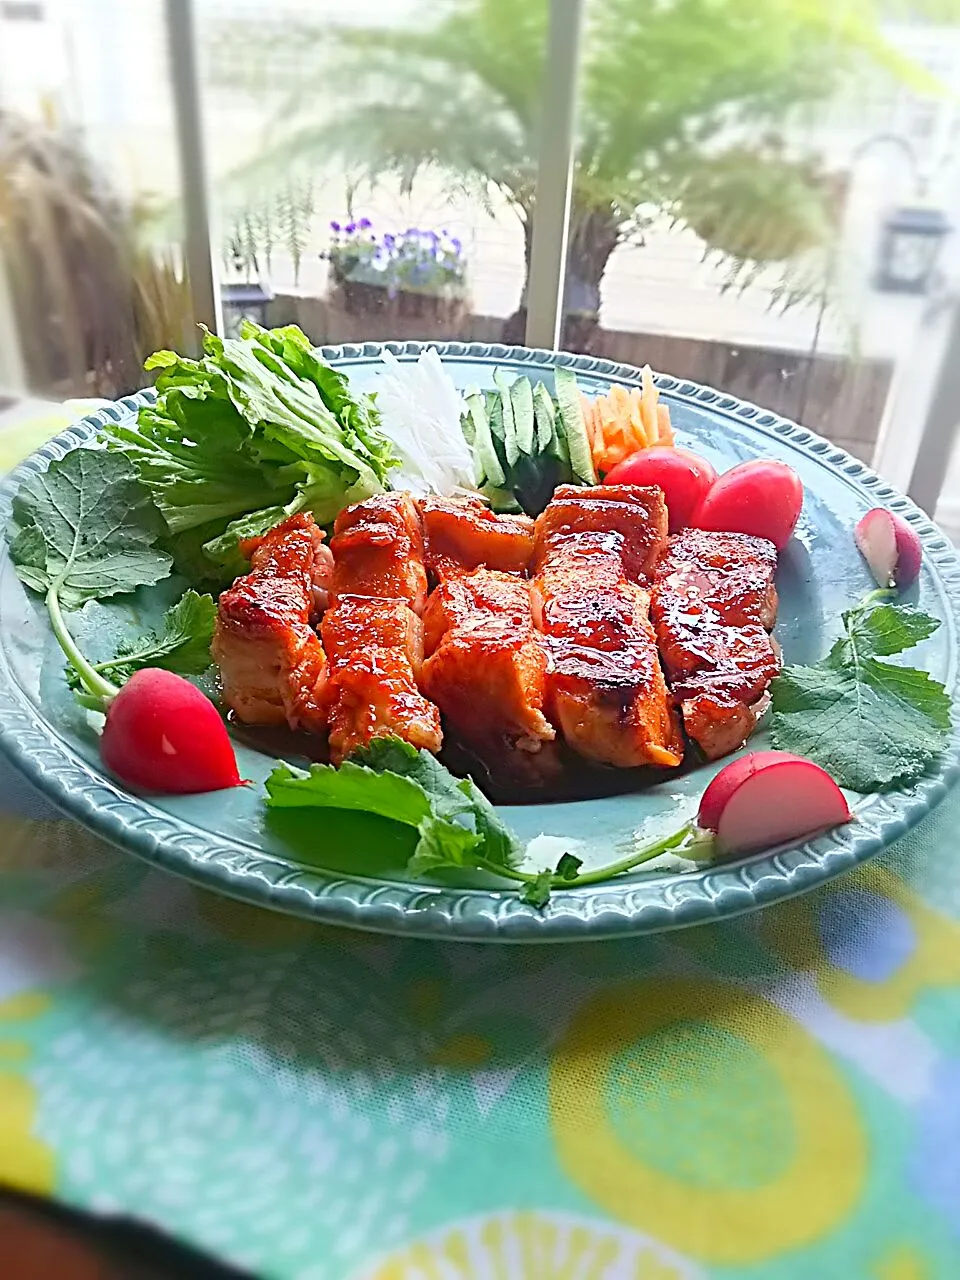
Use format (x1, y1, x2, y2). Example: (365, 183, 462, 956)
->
(2, 754, 959, 1280)
(1, 406, 959, 1279)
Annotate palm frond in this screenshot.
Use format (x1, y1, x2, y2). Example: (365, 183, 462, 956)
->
(203, 0, 948, 321)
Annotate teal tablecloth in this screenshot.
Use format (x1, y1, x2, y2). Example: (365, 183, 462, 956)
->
(2, 756, 959, 1280)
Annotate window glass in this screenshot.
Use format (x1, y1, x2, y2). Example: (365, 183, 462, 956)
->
(197, 0, 547, 345)
(562, 1, 960, 527)
(0, 0, 190, 399)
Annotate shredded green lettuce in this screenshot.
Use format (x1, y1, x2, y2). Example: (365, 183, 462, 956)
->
(104, 321, 399, 582)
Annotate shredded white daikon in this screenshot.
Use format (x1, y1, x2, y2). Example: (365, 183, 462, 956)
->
(375, 348, 476, 496)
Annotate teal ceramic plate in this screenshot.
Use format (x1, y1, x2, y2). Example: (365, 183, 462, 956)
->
(1, 342, 959, 940)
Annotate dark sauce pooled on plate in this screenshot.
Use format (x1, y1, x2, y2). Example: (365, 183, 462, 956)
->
(229, 715, 696, 806)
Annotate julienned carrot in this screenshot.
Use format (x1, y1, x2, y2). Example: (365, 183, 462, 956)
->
(640, 366, 659, 444)
(582, 368, 674, 475)
(657, 403, 674, 446)
(578, 393, 592, 453)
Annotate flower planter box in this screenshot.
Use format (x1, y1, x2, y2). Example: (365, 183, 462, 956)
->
(336, 280, 466, 326)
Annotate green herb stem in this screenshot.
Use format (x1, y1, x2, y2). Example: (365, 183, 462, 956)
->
(474, 821, 705, 895)
(859, 587, 897, 610)
(46, 587, 118, 706)
(567, 822, 700, 887)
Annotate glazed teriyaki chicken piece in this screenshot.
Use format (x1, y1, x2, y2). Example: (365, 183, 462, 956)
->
(531, 485, 684, 769)
(422, 568, 556, 774)
(651, 528, 780, 760)
(212, 513, 331, 733)
(322, 493, 442, 763)
(328, 491, 429, 612)
(419, 495, 535, 580)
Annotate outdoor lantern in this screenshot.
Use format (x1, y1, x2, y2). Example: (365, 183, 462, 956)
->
(875, 206, 951, 295)
(220, 281, 274, 336)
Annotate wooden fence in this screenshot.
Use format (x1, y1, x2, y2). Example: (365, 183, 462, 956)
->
(265, 293, 893, 465)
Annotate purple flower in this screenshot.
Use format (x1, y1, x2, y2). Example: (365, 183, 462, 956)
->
(330, 220, 341, 232)
(452, 237, 462, 253)
(359, 216, 372, 230)
(345, 221, 356, 234)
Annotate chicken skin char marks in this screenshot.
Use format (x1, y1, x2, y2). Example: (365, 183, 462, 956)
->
(212, 513, 331, 732)
(651, 528, 780, 760)
(324, 494, 441, 763)
(532, 484, 668, 582)
(321, 594, 441, 763)
(421, 569, 556, 773)
(532, 485, 684, 769)
(419, 495, 535, 581)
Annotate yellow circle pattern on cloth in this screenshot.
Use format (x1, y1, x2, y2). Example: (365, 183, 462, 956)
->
(549, 976, 867, 1265)
(762, 864, 960, 1022)
(0, 994, 55, 1195)
(354, 1210, 704, 1280)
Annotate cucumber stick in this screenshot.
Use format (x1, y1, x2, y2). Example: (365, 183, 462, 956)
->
(553, 366, 597, 484)
(487, 394, 508, 472)
(510, 376, 535, 455)
(461, 397, 478, 448)
(493, 370, 520, 467)
(533, 382, 556, 455)
(465, 392, 505, 488)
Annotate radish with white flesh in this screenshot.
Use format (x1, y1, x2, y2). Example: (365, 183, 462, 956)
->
(855, 508, 922, 590)
(698, 750, 850, 855)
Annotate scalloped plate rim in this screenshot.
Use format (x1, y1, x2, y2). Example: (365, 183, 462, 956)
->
(0, 339, 958, 942)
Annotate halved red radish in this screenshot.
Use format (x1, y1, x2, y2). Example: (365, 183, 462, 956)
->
(101, 669, 243, 794)
(691, 459, 803, 550)
(698, 750, 850, 855)
(854, 507, 922, 590)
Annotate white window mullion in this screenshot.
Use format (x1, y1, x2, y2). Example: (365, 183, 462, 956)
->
(165, 0, 222, 340)
(524, 0, 586, 351)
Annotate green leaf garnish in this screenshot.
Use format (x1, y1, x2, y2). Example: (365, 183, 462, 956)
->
(8, 449, 171, 609)
(771, 592, 949, 790)
(65, 591, 216, 694)
(520, 870, 555, 908)
(554, 852, 583, 881)
(8, 448, 174, 706)
(105, 322, 398, 581)
(265, 738, 522, 878)
(265, 738, 704, 905)
(837, 601, 940, 660)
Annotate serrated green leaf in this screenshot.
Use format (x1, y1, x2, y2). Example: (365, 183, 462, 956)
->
(65, 590, 217, 693)
(771, 659, 948, 791)
(9, 448, 172, 608)
(839, 601, 940, 660)
(265, 736, 522, 878)
(407, 815, 482, 876)
(265, 756, 432, 824)
(862, 657, 951, 730)
(520, 869, 554, 907)
(105, 324, 396, 580)
(771, 595, 951, 791)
